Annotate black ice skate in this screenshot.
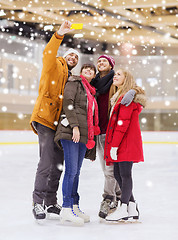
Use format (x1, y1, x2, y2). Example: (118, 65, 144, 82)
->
(98, 199, 111, 219)
(33, 203, 46, 220)
(45, 203, 61, 219)
(109, 200, 118, 213)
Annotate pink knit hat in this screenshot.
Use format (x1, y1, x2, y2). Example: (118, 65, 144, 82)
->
(98, 55, 115, 69)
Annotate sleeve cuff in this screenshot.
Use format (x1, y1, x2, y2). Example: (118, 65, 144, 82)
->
(55, 32, 64, 39)
(71, 124, 79, 129)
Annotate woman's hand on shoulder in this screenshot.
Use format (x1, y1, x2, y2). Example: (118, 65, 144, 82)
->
(121, 89, 136, 106)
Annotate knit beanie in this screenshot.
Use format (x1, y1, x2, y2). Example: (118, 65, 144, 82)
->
(98, 55, 115, 69)
(63, 48, 80, 59)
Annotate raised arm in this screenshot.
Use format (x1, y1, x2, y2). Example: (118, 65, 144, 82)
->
(42, 20, 73, 72)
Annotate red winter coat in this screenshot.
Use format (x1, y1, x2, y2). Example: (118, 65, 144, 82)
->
(104, 96, 145, 165)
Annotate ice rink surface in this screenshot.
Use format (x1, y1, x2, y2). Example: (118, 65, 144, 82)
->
(0, 130, 178, 240)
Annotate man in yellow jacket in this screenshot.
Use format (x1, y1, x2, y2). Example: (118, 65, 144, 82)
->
(30, 20, 80, 220)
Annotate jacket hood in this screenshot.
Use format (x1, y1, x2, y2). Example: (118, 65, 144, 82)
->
(134, 93, 147, 108)
(68, 75, 82, 82)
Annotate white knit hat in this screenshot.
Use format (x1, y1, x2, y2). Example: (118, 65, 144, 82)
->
(63, 48, 80, 59)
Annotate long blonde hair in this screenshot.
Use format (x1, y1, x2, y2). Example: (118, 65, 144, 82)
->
(109, 68, 145, 109)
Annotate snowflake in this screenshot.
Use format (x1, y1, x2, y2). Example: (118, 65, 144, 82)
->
(117, 120, 123, 126)
(54, 121, 58, 126)
(68, 105, 73, 110)
(2, 106, 7, 112)
(17, 113, 24, 119)
(141, 118, 147, 124)
(57, 164, 63, 171)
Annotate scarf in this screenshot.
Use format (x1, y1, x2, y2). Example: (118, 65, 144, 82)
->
(90, 70, 115, 95)
(80, 75, 100, 149)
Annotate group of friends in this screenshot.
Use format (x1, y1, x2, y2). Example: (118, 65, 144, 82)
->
(30, 20, 146, 226)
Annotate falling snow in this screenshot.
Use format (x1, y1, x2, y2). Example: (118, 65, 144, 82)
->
(0, 0, 178, 131)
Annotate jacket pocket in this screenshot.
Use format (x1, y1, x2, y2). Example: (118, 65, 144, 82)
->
(117, 132, 127, 153)
(37, 96, 62, 125)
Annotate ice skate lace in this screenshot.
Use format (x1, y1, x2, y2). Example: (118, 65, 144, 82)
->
(54, 204, 62, 210)
(72, 209, 79, 217)
(109, 201, 118, 209)
(77, 206, 84, 214)
(34, 204, 44, 214)
(46, 203, 61, 210)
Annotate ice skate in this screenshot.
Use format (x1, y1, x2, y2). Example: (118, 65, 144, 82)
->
(127, 201, 139, 220)
(73, 205, 90, 223)
(109, 200, 118, 214)
(105, 203, 128, 221)
(60, 207, 84, 226)
(33, 203, 46, 221)
(98, 198, 111, 219)
(45, 203, 61, 219)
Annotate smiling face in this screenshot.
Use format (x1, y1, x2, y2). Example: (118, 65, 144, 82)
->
(113, 69, 126, 87)
(81, 66, 96, 82)
(65, 53, 78, 70)
(97, 57, 112, 73)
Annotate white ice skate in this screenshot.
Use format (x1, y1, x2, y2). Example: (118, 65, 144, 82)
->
(60, 207, 84, 226)
(127, 201, 139, 220)
(105, 203, 128, 221)
(73, 205, 90, 223)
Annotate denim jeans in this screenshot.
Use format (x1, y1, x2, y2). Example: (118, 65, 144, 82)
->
(60, 139, 87, 208)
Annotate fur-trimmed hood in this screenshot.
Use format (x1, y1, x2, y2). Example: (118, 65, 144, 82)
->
(134, 93, 147, 108)
(68, 75, 82, 82)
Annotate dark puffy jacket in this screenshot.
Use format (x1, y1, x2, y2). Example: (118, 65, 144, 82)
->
(54, 75, 88, 146)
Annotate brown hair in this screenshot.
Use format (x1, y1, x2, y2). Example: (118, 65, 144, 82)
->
(80, 63, 96, 74)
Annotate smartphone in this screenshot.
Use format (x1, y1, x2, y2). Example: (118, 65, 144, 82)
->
(61, 118, 69, 127)
(70, 23, 83, 30)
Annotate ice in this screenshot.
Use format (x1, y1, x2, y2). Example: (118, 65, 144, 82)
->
(0, 131, 178, 240)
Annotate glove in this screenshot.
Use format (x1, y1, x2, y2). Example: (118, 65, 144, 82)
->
(121, 89, 136, 106)
(110, 147, 118, 160)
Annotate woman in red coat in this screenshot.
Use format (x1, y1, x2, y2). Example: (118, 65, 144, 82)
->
(104, 68, 146, 222)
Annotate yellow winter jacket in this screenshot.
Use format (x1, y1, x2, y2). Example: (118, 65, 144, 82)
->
(30, 32, 68, 134)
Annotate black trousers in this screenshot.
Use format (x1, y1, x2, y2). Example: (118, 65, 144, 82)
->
(32, 122, 64, 206)
(114, 161, 135, 204)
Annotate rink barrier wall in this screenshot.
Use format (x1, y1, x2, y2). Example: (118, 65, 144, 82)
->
(0, 141, 178, 145)
(0, 130, 177, 145)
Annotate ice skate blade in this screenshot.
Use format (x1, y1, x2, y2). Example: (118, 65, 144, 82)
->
(83, 219, 90, 223)
(99, 217, 106, 223)
(127, 219, 142, 223)
(106, 216, 128, 222)
(35, 219, 46, 225)
(60, 218, 84, 226)
(105, 219, 142, 224)
(46, 212, 60, 220)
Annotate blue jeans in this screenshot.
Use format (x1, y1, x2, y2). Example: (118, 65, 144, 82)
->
(60, 139, 87, 208)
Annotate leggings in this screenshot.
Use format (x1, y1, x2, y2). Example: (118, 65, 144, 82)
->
(114, 162, 135, 204)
